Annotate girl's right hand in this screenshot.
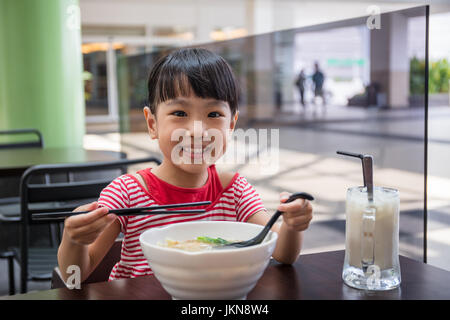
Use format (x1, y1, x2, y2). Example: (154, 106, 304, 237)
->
(63, 201, 117, 246)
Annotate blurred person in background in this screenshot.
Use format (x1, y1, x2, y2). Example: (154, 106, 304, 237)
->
(312, 62, 326, 113)
(295, 69, 306, 111)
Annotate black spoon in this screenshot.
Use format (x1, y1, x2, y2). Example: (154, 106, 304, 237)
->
(221, 192, 314, 248)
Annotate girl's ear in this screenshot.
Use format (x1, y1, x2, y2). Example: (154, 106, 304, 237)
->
(143, 106, 158, 139)
(229, 111, 239, 131)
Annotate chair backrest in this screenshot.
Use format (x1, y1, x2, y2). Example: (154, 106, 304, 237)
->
(19, 156, 161, 222)
(17, 156, 161, 293)
(0, 129, 44, 149)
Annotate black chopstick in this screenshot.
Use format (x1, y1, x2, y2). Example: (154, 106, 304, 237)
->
(32, 209, 207, 220)
(31, 200, 211, 220)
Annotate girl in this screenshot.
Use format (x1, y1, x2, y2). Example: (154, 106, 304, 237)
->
(57, 48, 313, 283)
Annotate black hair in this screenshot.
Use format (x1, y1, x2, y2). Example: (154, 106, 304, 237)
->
(147, 48, 239, 115)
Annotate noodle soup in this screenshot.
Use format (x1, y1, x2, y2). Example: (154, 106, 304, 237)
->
(158, 236, 236, 252)
(139, 221, 278, 299)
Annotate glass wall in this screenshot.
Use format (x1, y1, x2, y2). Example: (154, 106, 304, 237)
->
(83, 50, 109, 117)
(426, 11, 450, 271)
(116, 7, 428, 262)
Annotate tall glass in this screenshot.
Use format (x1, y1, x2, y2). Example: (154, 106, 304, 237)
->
(342, 186, 401, 290)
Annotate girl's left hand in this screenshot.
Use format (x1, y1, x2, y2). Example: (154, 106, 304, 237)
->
(277, 191, 313, 232)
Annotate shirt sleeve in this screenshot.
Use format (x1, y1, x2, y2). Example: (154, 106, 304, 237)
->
(235, 176, 267, 222)
(97, 175, 130, 233)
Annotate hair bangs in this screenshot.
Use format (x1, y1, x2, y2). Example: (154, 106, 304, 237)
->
(154, 71, 193, 108)
(147, 48, 239, 115)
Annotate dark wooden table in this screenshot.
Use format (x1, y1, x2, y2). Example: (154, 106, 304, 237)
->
(3, 250, 450, 300)
(0, 147, 126, 199)
(0, 147, 126, 176)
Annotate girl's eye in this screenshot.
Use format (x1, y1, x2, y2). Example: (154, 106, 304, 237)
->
(208, 112, 222, 118)
(171, 111, 187, 117)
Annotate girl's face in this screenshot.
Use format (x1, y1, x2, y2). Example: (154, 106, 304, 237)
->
(144, 93, 238, 175)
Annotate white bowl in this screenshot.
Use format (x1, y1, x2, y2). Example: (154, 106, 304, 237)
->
(139, 221, 278, 300)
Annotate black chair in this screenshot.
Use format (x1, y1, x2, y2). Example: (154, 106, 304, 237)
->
(8, 156, 161, 294)
(0, 128, 44, 150)
(0, 129, 45, 295)
(0, 251, 15, 295)
(0, 129, 44, 204)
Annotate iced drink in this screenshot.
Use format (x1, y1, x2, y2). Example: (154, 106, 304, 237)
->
(342, 186, 401, 290)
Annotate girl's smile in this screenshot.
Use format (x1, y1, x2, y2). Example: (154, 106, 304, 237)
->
(180, 144, 214, 161)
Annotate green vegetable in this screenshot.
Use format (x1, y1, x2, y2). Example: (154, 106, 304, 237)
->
(196, 236, 231, 245)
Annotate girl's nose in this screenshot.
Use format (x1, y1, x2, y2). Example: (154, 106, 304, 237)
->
(186, 120, 208, 140)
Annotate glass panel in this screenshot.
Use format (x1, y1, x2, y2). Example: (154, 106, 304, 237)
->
(83, 50, 109, 116)
(117, 6, 427, 262)
(427, 11, 450, 271)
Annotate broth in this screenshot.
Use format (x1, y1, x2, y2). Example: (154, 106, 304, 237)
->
(158, 236, 236, 252)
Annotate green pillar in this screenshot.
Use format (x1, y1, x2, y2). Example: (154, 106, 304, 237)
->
(0, 0, 85, 148)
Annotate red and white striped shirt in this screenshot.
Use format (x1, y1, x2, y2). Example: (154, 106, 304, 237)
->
(97, 164, 266, 280)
